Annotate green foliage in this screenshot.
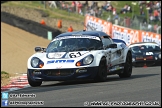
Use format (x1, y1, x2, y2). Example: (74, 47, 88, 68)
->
(1, 71, 9, 78)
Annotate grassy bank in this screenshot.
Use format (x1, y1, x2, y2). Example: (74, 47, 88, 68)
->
(3, 1, 160, 27)
(1, 71, 10, 87)
(1, 1, 85, 22)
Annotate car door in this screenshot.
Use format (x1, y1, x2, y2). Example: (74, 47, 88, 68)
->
(108, 38, 119, 66)
(101, 36, 118, 66)
(117, 43, 126, 64)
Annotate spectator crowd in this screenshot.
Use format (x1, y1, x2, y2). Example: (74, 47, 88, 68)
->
(46, 1, 161, 34)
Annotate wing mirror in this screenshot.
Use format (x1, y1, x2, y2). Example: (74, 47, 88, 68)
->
(108, 44, 117, 48)
(35, 47, 46, 52)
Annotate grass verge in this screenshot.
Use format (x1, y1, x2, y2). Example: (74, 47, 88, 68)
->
(1, 71, 19, 87)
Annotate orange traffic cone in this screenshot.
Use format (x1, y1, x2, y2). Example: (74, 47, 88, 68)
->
(40, 19, 46, 25)
(57, 20, 62, 28)
(68, 26, 73, 32)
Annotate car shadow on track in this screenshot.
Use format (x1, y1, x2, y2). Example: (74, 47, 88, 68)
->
(41, 73, 159, 87)
(11, 73, 159, 93)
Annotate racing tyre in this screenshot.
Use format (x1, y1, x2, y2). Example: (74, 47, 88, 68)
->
(27, 72, 42, 87)
(94, 58, 107, 82)
(119, 52, 132, 78)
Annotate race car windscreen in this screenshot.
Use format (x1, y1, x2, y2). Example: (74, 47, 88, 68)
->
(46, 36, 103, 53)
(131, 45, 161, 53)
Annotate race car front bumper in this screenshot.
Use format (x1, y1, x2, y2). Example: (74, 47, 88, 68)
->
(27, 66, 99, 81)
(132, 59, 161, 67)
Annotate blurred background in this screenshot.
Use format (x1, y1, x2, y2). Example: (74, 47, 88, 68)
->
(1, 1, 161, 34)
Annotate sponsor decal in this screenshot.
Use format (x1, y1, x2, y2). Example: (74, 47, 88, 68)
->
(47, 60, 75, 64)
(112, 25, 140, 45)
(141, 31, 161, 47)
(146, 52, 154, 55)
(84, 15, 161, 47)
(84, 15, 112, 36)
(47, 52, 66, 58)
(76, 68, 87, 73)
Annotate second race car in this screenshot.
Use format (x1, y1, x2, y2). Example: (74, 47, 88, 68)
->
(129, 42, 161, 67)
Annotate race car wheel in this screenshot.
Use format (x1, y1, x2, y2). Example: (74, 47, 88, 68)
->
(119, 52, 132, 78)
(27, 72, 42, 87)
(94, 58, 107, 82)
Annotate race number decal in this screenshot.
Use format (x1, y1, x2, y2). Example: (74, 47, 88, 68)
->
(146, 52, 153, 55)
(69, 52, 82, 58)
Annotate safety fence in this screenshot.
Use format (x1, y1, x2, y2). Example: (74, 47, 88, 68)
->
(84, 15, 161, 47)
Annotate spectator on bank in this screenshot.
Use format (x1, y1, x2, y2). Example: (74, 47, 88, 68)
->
(113, 13, 119, 20)
(61, 2, 66, 10)
(107, 15, 111, 21)
(141, 10, 145, 17)
(77, 1, 83, 14)
(120, 4, 128, 14)
(112, 8, 116, 15)
(71, 1, 76, 12)
(66, 4, 72, 12)
(148, 7, 153, 16)
(149, 14, 154, 23)
(83, 1, 88, 7)
(154, 9, 159, 22)
(102, 1, 110, 11)
(85, 8, 90, 16)
(127, 5, 132, 13)
(95, 7, 99, 17)
(92, 2, 97, 9)
(148, 23, 153, 31)
(147, 1, 154, 8)
(90, 8, 95, 16)
(158, 9, 161, 21)
(153, 23, 158, 32)
(114, 14, 119, 25)
(107, 5, 113, 12)
(90, 1, 95, 9)
(146, 1, 151, 7)
(49, 1, 57, 8)
(155, 1, 160, 9)
(139, 5, 143, 14)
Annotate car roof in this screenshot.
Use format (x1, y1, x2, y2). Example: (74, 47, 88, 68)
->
(55, 30, 110, 38)
(112, 39, 126, 45)
(129, 42, 159, 47)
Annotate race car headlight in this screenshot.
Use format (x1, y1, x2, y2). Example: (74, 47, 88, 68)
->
(83, 55, 94, 65)
(31, 57, 44, 68)
(155, 57, 158, 60)
(132, 58, 135, 62)
(158, 54, 161, 59)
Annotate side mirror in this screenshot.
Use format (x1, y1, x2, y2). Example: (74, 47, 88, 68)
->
(109, 44, 117, 48)
(35, 47, 42, 52)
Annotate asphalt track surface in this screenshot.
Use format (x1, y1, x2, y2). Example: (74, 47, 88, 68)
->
(4, 66, 161, 107)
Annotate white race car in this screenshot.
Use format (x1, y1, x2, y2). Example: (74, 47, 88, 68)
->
(27, 30, 132, 87)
